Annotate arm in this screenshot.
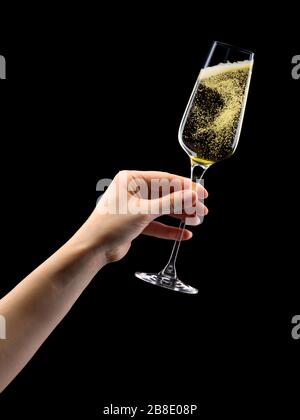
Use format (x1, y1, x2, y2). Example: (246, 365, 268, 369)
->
(0, 237, 105, 392)
(0, 170, 208, 392)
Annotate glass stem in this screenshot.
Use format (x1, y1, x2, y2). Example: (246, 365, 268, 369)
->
(159, 162, 208, 279)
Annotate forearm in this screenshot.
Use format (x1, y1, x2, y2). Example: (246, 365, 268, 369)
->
(0, 233, 105, 392)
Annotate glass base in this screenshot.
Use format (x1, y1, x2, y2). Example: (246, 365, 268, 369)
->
(135, 272, 198, 294)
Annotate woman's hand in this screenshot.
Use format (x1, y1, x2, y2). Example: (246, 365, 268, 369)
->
(72, 170, 208, 264)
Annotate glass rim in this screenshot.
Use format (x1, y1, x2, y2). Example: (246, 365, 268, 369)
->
(213, 40, 254, 56)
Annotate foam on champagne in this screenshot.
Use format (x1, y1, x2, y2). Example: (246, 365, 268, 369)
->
(182, 60, 253, 164)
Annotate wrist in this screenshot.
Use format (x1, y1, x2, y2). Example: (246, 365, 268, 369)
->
(65, 231, 106, 275)
(66, 235, 107, 271)
(67, 213, 109, 269)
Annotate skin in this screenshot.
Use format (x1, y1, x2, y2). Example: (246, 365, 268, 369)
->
(0, 170, 208, 392)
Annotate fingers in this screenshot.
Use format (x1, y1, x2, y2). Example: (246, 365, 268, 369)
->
(145, 189, 195, 219)
(170, 200, 208, 220)
(150, 171, 208, 199)
(121, 170, 208, 199)
(114, 170, 208, 221)
(170, 202, 208, 225)
(142, 221, 193, 241)
(144, 188, 208, 222)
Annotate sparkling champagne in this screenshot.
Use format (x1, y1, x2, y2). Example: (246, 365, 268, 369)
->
(181, 60, 253, 165)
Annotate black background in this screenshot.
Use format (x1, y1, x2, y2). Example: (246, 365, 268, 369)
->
(0, 8, 299, 418)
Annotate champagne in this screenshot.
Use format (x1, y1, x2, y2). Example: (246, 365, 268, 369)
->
(181, 60, 253, 165)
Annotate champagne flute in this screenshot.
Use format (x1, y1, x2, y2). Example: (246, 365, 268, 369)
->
(135, 41, 254, 294)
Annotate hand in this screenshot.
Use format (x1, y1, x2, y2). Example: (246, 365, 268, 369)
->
(0, 170, 208, 392)
(73, 170, 208, 264)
